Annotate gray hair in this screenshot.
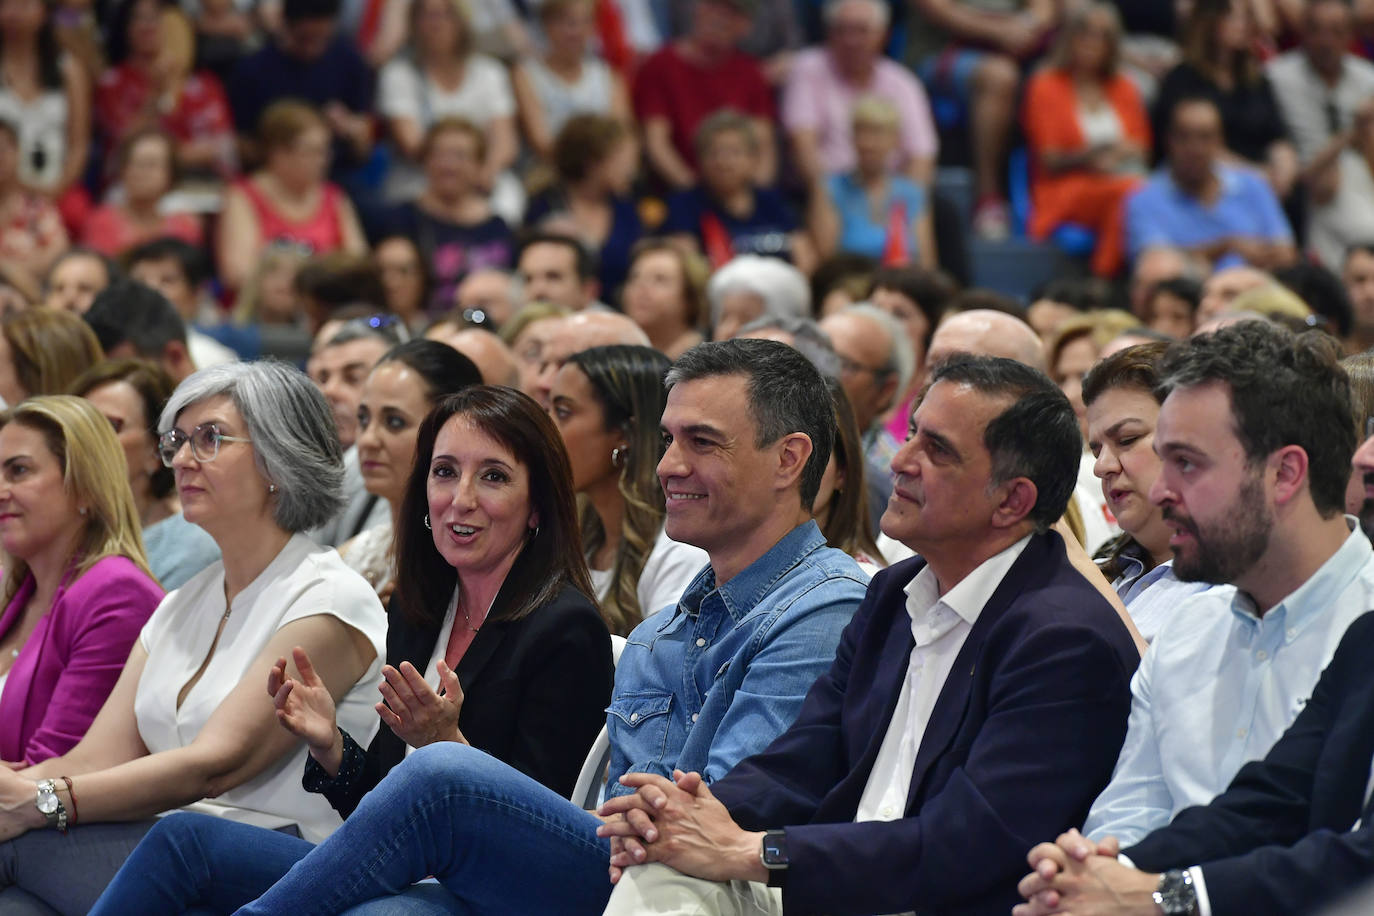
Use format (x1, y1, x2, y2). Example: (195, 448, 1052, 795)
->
(665, 339, 834, 511)
(160, 361, 345, 532)
(707, 255, 810, 331)
(736, 314, 842, 378)
(844, 302, 916, 396)
(823, 0, 890, 30)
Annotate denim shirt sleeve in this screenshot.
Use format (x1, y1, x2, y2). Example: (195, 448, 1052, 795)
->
(697, 579, 864, 785)
(1083, 640, 1174, 846)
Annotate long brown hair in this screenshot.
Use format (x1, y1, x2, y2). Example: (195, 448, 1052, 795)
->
(393, 386, 593, 628)
(1181, 0, 1260, 87)
(818, 378, 884, 564)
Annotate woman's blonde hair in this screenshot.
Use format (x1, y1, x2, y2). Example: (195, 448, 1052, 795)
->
(1047, 309, 1143, 376)
(851, 95, 900, 131)
(2, 309, 104, 398)
(0, 396, 154, 603)
(233, 246, 309, 326)
(1050, 1, 1122, 81)
(257, 99, 327, 158)
(409, 0, 472, 59)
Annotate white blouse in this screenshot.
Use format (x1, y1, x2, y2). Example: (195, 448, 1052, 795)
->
(134, 533, 387, 842)
(590, 526, 709, 618)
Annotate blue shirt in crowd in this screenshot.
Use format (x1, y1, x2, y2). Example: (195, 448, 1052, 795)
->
(826, 172, 926, 262)
(605, 520, 868, 798)
(1084, 520, 1374, 846)
(1124, 163, 1292, 264)
(1109, 549, 1211, 645)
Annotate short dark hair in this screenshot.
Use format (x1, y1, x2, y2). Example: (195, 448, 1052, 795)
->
(83, 279, 188, 356)
(869, 265, 957, 346)
(664, 339, 834, 510)
(1157, 322, 1354, 517)
(126, 237, 211, 290)
(294, 253, 385, 311)
(1169, 93, 1222, 131)
(393, 386, 593, 629)
(1082, 341, 1170, 408)
(69, 358, 178, 499)
(1274, 261, 1354, 339)
(44, 248, 118, 294)
(1147, 276, 1202, 316)
(374, 339, 482, 403)
(283, 0, 341, 22)
(515, 231, 598, 283)
(931, 355, 1081, 532)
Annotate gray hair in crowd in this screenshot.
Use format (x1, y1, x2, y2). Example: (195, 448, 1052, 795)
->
(160, 361, 345, 532)
(706, 255, 810, 332)
(843, 302, 916, 396)
(736, 314, 842, 378)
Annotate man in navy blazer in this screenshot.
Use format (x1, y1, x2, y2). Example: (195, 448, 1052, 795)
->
(1015, 610, 1374, 916)
(597, 355, 1143, 916)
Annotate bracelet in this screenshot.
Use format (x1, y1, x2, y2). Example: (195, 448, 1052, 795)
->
(60, 776, 77, 826)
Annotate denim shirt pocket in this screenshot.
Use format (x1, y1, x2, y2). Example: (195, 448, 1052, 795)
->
(607, 693, 674, 771)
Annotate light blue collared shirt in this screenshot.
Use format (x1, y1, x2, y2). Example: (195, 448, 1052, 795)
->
(1125, 163, 1293, 263)
(1110, 550, 1211, 644)
(1085, 520, 1374, 845)
(605, 520, 869, 798)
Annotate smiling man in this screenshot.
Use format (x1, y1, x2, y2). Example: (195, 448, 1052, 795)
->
(1017, 321, 1374, 915)
(599, 355, 1139, 916)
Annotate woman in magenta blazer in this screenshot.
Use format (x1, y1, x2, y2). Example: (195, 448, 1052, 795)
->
(0, 396, 164, 765)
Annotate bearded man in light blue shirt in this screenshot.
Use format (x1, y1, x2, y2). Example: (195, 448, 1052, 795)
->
(1025, 321, 1373, 916)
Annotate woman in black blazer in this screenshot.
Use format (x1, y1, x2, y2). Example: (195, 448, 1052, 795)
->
(88, 385, 613, 914)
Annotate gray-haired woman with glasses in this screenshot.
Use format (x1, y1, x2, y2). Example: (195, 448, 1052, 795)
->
(0, 361, 388, 915)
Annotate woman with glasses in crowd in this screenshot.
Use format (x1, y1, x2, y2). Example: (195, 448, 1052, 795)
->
(338, 339, 482, 596)
(71, 359, 220, 590)
(0, 362, 387, 914)
(549, 345, 706, 634)
(0, 397, 164, 768)
(90, 384, 614, 913)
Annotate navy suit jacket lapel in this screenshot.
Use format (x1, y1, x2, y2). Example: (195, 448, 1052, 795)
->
(902, 533, 1049, 808)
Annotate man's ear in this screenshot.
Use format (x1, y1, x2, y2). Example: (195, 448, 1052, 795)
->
(775, 432, 814, 494)
(1269, 444, 1309, 508)
(991, 477, 1038, 530)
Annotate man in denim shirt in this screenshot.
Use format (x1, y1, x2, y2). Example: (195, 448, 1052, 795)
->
(114, 338, 867, 915)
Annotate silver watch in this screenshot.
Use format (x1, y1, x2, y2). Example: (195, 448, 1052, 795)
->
(1153, 869, 1199, 916)
(34, 779, 67, 832)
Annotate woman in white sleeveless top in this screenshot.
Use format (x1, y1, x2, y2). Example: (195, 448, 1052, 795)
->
(0, 362, 387, 915)
(513, 0, 630, 161)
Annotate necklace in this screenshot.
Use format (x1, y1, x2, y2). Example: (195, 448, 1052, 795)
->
(458, 593, 496, 632)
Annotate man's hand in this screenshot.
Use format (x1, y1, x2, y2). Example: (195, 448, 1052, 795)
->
(1014, 830, 1156, 916)
(596, 771, 766, 885)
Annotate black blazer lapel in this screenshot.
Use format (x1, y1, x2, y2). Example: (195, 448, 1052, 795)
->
(454, 619, 512, 692)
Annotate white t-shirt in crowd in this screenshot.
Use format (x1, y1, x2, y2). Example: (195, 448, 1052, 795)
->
(377, 54, 516, 128)
(589, 526, 709, 619)
(134, 533, 387, 843)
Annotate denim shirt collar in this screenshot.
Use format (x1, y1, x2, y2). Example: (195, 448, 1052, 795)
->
(1230, 517, 1371, 637)
(673, 520, 828, 626)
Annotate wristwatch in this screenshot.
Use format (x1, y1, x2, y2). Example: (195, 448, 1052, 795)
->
(1153, 869, 1199, 915)
(759, 829, 788, 888)
(34, 779, 67, 833)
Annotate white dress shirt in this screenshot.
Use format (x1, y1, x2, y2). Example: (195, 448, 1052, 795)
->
(855, 535, 1032, 824)
(1085, 521, 1374, 848)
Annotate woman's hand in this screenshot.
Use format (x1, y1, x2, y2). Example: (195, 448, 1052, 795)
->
(268, 647, 344, 773)
(0, 766, 43, 841)
(376, 660, 468, 750)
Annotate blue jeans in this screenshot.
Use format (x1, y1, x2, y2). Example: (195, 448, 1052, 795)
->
(88, 814, 314, 915)
(236, 743, 613, 915)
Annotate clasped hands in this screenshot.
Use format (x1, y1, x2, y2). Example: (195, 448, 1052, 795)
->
(269, 647, 467, 775)
(1013, 828, 1163, 916)
(595, 770, 766, 886)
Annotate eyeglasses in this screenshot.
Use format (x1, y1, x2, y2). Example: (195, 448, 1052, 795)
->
(836, 354, 893, 379)
(157, 423, 252, 468)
